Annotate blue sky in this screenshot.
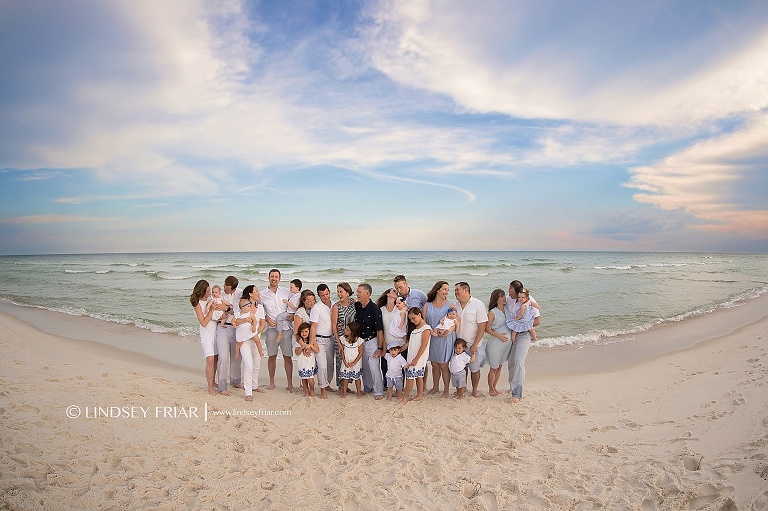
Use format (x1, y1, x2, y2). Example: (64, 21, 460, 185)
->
(1, 0, 767, 254)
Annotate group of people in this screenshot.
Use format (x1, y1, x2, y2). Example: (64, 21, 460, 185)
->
(189, 271, 540, 404)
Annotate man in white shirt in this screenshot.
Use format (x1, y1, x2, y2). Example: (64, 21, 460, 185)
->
(259, 269, 295, 392)
(310, 283, 335, 399)
(454, 281, 488, 398)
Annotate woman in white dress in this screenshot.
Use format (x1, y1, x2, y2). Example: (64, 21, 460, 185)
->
(401, 307, 431, 404)
(190, 280, 219, 395)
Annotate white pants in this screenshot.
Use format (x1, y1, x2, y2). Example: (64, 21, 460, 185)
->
(315, 338, 335, 388)
(240, 338, 261, 397)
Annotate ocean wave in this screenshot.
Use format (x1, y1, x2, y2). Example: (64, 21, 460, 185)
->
(144, 270, 193, 281)
(537, 283, 768, 348)
(0, 297, 193, 339)
(64, 269, 113, 274)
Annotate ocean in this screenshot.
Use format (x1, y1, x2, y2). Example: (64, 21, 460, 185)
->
(0, 251, 766, 350)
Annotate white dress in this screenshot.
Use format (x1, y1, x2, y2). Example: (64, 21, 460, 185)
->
(296, 347, 317, 379)
(405, 324, 431, 379)
(338, 336, 363, 380)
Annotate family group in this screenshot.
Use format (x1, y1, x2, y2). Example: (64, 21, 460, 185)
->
(189, 271, 540, 405)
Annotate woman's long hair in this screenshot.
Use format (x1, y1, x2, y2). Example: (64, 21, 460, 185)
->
(488, 288, 505, 311)
(190, 280, 209, 307)
(426, 280, 449, 303)
(406, 307, 423, 338)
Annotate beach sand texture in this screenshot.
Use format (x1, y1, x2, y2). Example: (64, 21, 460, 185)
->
(1, 301, 767, 510)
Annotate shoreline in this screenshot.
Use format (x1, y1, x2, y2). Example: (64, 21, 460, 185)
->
(1, 291, 767, 380)
(1, 287, 767, 508)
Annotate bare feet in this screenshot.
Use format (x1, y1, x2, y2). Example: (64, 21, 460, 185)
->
(374, 395, 384, 400)
(219, 390, 230, 396)
(411, 396, 423, 402)
(245, 395, 253, 402)
(489, 390, 500, 396)
(472, 391, 485, 398)
(508, 397, 521, 404)
(441, 391, 450, 398)
(320, 388, 328, 399)
(255, 387, 266, 393)
(232, 384, 244, 389)
(267, 383, 276, 390)
(427, 387, 439, 395)
(207, 389, 217, 395)
(286, 386, 295, 393)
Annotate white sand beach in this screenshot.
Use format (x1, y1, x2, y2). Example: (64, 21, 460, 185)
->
(1, 296, 767, 510)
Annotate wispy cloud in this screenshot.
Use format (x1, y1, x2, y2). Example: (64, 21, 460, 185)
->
(0, 214, 117, 225)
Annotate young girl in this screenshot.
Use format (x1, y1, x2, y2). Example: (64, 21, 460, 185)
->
(294, 322, 319, 397)
(401, 307, 432, 405)
(510, 288, 537, 342)
(338, 322, 364, 398)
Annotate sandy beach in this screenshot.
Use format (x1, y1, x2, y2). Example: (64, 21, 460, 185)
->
(1, 296, 767, 510)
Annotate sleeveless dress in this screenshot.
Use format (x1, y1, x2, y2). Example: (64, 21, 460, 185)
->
(425, 301, 455, 364)
(338, 336, 363, 380)
(405, 324, 432, 379)
(334, 301, 356, 385)
(485, 307, 513, 368)
(198, 299, 217, 355)
(296, 348, 317, 379)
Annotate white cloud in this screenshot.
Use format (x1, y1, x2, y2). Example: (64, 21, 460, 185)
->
(365, 0, 768, 125)
(625, 113, 768, 238)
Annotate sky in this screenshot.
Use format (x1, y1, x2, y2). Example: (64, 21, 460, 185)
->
(1, 0, 767, 254)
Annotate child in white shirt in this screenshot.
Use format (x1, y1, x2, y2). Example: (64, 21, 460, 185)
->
(448, 338, 475, 399)
(276, 279, 303, 346)
(384, 343, 407, 399)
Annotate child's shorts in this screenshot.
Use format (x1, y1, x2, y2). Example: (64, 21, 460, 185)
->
(451, 370, 467, 389)
(386, 376, 404, 391)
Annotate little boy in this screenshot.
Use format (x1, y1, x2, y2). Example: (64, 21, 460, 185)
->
(210, 285, 232, 328)
(448, 338, 475, 399)
(384, 343, 407, 399)
(282, 279, 302, 315)
(275, 279, 303, 346)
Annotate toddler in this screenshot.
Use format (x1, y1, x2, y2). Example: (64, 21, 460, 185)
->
(384, 343, 407, 399)
(275, 279, 303, 346)
(448, 338, 475, 399)
(510, 288, 537, 342)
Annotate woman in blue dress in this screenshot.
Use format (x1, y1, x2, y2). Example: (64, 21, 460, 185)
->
(484, 288, 513, 396)
(423, 280, 455, 398)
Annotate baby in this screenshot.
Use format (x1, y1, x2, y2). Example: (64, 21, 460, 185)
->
(435, 306, 460, 336)
(209, 285, 232, 328)
(448, 338, 476, 399)
(384, 343, 407, 399)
